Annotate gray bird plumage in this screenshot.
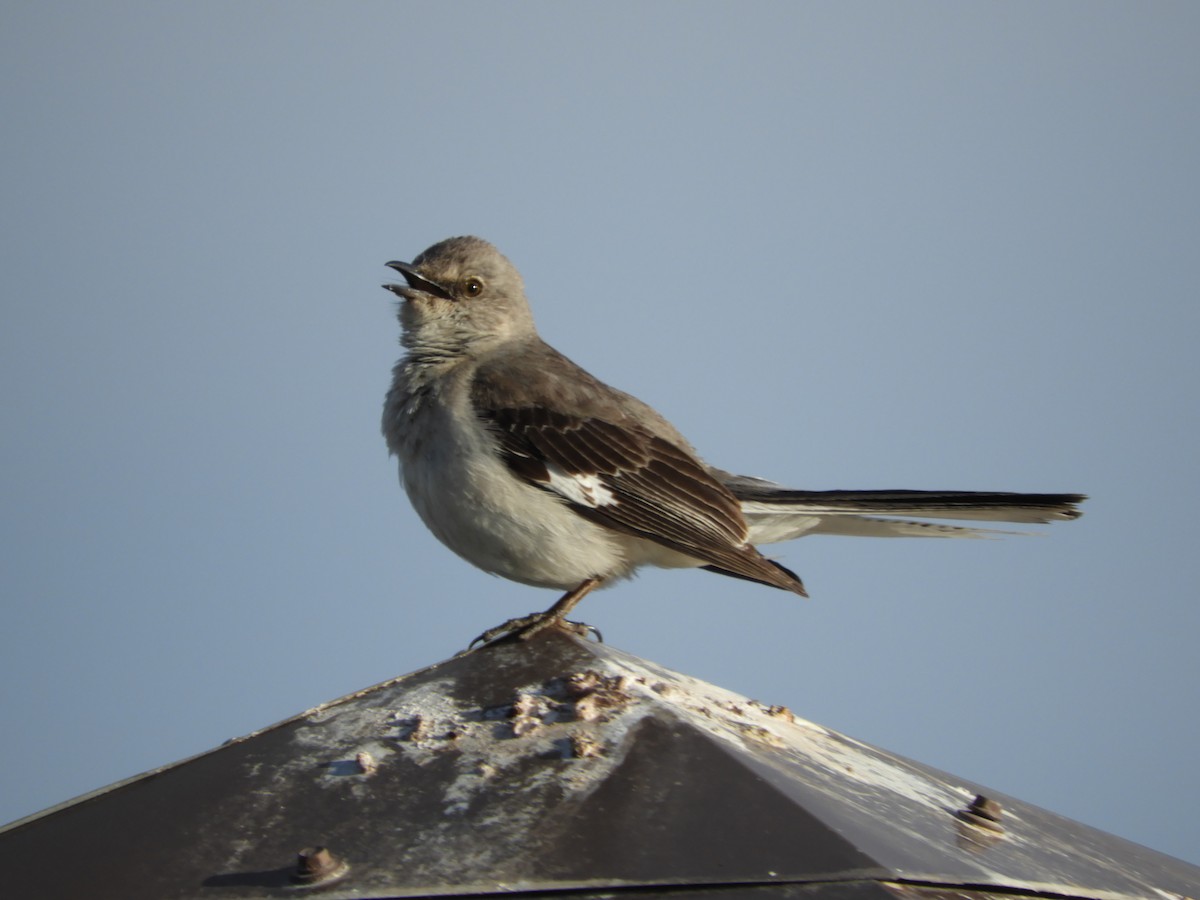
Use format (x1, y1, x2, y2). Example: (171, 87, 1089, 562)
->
(381, 236, 1084, 644)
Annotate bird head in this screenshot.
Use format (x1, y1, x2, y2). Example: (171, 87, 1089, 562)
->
(384, 236, 536, 356)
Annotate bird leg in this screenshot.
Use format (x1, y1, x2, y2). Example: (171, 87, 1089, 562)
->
(469, 577, 604, 648)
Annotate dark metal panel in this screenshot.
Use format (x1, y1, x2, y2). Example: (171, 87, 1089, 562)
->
(725, 718, 1200, 900)
(517, 714, 880, 883)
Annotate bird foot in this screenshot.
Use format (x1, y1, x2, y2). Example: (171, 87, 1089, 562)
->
(468, 614, 602, 650)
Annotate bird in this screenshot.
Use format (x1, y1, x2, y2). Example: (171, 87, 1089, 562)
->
(381, 236, 1084, 645)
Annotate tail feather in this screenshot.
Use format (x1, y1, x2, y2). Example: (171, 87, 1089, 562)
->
(720, 475, 1086, 544)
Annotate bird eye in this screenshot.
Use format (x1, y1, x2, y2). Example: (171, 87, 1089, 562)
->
(463, 278, 484, 297)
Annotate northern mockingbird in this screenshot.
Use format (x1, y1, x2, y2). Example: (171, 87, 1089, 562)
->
(382, 236, 1083, 645)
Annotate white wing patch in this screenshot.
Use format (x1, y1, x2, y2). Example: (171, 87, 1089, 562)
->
(545, 463, 617, 508)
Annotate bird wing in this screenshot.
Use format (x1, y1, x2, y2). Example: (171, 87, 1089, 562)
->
(470, 359, 806, 595)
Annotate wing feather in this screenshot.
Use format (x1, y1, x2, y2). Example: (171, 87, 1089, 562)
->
(475, 395, 804, 594)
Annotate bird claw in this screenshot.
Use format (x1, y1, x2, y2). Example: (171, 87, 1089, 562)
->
(467, 614, 602, 650)
(561, 618, 603, 643)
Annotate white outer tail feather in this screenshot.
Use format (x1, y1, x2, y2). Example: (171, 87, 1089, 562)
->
(744, 510, 1025, 544)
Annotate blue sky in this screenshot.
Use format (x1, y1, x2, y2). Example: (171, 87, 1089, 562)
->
(2, 2, 1198, 865)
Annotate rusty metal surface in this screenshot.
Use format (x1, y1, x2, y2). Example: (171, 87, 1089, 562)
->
(0, 630, 1197, 899)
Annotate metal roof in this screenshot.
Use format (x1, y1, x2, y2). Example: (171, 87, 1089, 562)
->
(1, 629, 1196, 899)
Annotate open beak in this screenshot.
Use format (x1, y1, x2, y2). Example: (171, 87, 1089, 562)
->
(382, 261, 456, 301)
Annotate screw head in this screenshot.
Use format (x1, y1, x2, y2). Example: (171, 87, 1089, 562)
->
(957, 793, 1005, 833)
(292, 845, 348, 885)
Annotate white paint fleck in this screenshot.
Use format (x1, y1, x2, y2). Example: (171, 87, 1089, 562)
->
(355, 750, 377, 775)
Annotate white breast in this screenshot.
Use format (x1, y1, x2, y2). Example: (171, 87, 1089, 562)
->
(384, 365, 634, 590)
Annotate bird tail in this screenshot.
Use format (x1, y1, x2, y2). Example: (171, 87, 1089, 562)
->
(721, 476, 1085, 543)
